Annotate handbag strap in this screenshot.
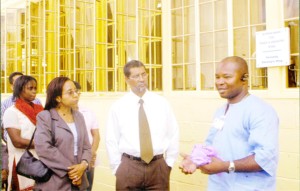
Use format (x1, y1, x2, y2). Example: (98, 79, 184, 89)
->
(26, 111, 55, 150)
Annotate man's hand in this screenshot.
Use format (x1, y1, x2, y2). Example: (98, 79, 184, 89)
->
(2, 169, 8, 181)
(179, 153, 197, 174)
(198, 157, 227, 174)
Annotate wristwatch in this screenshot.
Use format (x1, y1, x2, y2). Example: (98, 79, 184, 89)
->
(228, 161, 235, 173)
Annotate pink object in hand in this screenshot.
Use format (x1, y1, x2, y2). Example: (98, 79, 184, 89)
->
(190, 144, 217, 167)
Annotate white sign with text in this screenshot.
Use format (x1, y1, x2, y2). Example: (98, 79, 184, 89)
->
(256, 28, 290, 68)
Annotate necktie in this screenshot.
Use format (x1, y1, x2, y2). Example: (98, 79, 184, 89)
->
(139, 99, 153, 163)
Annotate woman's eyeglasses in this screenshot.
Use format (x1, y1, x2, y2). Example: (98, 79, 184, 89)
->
(64, 89, 81, 96)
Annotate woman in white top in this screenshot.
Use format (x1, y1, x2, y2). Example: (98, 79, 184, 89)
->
(3, 75, 43, 191)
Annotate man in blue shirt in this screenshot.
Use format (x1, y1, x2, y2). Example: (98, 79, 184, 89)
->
(180, 56, 279, 191)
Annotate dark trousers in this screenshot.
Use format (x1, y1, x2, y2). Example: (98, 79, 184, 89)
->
(116, 154, 171, 191)
(86, 167, 94, 191)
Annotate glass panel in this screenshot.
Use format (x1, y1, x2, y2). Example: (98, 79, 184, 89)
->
(250, 60, 267, 89)
(107, 1, 115, 20)
(107, 23, 113, 43)
(150, 67, 162, 91)
(201, 62, 215, 90)
(172, 65, 183, 90)
(234, 27, 249, 58)
(250, 25, 265, 58)
(151, 0, 162, 10)
(184, 0, 193, 6)
(215, 30, 228, 61)
(172, 9, 183, 36)
(151, 40, 162, 65)
(127, 18, 136, 40)
(139, 10, 149, 36)
(117, 66, 126, 91)
(96, 68, 109, 91)
(171, 0, 182, 8)
(215, 0, 227, 30)
(200, 33, 213, 62)
(284, 0, 299, 88)
(139, 37, 148, 63)
(172, 37, 183, 64)
(184, 6, 195, 34)
(138, 1, 162, 91)
(233, 0, 248, 27)
(125, 0, 136, 14)
(185, 64, 196, 90)
(86, 6, 94, 26)
(126, 44, 136, 61)
(284, 0, 299, 19)
(7, 44, 16, 58)
(171, 1, 195, 91)
(107, 47, 114, 68)
(286, 20, 299, 88)
(250, 0, 266, 24)
(184, 35, 195, 63)
(149, 11, 161, 37)
(199, 2, 213, 32)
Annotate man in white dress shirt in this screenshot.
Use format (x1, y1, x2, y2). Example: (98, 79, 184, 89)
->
(106, 60, 179, 191)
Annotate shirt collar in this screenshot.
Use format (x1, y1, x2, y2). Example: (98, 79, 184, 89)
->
(129, 89, 149, 103)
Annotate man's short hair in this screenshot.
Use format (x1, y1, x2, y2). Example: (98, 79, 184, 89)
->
(123, 60, 146, 77)
(8, 72, 23, 85)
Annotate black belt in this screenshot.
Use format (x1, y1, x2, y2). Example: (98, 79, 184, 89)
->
(123, 153, 163, 162)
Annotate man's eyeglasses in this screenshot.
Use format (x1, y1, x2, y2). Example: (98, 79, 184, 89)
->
(64, 89, 81, 96)
(129, 73, 148, 80)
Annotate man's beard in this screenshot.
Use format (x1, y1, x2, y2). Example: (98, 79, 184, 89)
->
(138, 86, 146, 92)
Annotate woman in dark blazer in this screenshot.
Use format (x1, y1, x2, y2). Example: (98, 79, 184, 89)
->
(34, 77, 91, 191)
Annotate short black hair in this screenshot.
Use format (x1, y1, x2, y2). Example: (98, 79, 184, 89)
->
(123, 60, 146, 77)
(13, 75, 37, 99)
(9, 72, 23, 85)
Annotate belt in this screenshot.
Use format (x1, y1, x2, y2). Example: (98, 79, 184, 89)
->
(122, 153, 163, 162)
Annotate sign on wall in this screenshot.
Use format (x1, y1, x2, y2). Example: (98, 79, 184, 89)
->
(256, 27, 290, 68)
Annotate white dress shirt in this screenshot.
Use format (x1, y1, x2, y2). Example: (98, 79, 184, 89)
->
(105, 90, 179, 174)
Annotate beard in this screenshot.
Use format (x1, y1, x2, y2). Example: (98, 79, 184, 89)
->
(138, 86, 147, 92)
(132, 83, 148, 96)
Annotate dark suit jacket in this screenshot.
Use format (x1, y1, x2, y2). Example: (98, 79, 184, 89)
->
(34, 109, 91, 191)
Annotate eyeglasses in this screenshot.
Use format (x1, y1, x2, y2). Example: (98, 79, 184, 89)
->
(129, 73, 148, 80)
(64, 89, 81, 96)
